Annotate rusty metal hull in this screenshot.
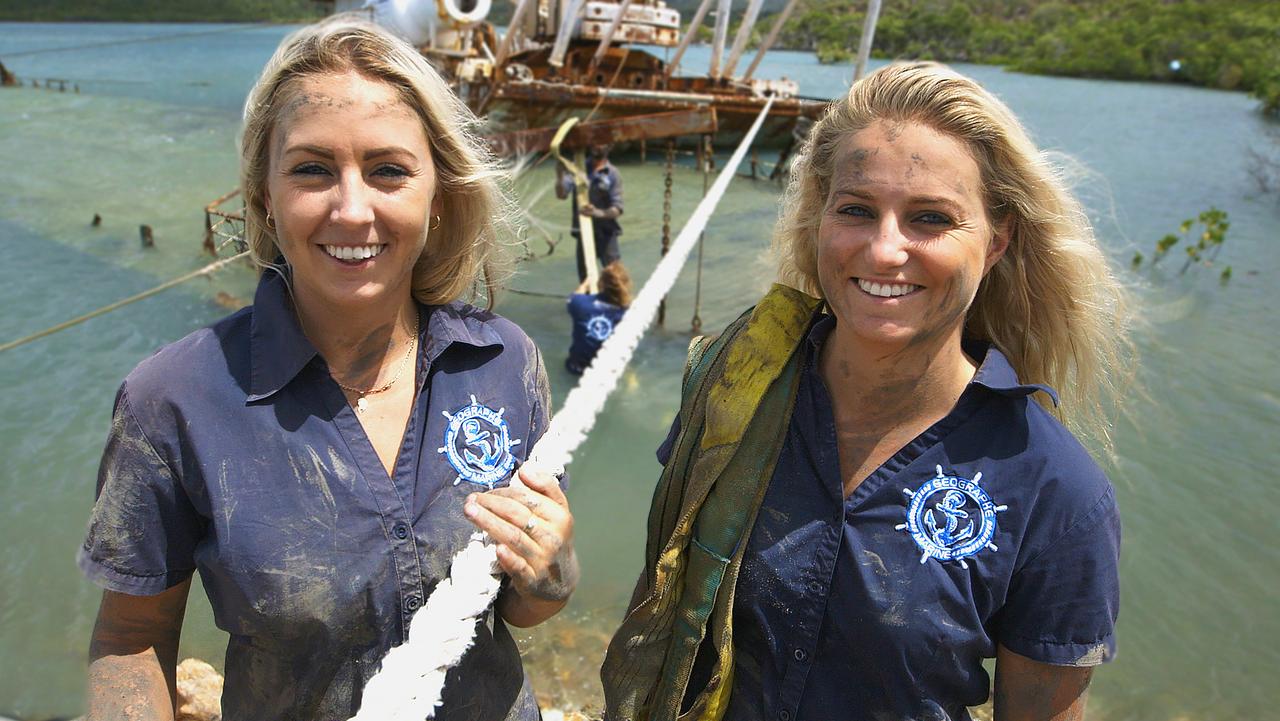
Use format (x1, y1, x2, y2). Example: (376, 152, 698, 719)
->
(483, 81, 823, 150)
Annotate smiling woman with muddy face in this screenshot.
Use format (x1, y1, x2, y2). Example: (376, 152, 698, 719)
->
(78, 18, 576, 721)
(603, 62, 1134, 721)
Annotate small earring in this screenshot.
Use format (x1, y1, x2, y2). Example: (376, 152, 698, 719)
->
(265, 211, 275, 230)
(429, 214, 441, 230)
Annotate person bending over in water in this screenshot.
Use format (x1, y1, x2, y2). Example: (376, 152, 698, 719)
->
(565, 260, 632, 375)
(602, 61, 1133, 721)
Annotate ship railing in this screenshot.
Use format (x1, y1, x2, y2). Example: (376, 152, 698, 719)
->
(203, 188, 246, 257)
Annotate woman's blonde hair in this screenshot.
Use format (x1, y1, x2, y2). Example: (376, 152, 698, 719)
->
(774, 61, 1133, 450)
(240, 15, 514, 307)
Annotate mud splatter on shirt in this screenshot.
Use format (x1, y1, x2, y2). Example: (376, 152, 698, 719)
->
(79, 271, 551, 721)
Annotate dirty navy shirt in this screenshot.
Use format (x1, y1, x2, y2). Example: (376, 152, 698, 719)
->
(659, 315, 1121, 721)
(78, 270, 554, 721)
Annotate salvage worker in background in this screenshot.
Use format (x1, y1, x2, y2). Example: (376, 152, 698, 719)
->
(556, 143, 623, 282)
(565, 260, 632, 375)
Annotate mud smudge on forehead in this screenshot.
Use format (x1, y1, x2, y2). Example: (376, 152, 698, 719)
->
(827, 145, 882, 201)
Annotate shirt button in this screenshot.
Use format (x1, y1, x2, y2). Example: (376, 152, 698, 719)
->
(405, 595, 422, 611)
(807, 580, 822, 594)
(393, 522, 410, 540)
(779, 710, 791, 721)
(793, 648, 808, 663)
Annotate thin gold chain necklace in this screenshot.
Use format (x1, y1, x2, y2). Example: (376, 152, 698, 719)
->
(331, 311, 419, 413)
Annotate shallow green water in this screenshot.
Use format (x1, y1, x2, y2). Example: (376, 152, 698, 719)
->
(1, 22, 1277, 720)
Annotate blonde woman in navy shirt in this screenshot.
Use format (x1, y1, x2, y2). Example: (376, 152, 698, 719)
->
(79, 18, 577, 720)
(604, 62, 1133, 721)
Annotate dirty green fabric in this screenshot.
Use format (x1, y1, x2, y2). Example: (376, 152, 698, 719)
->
(601, 284, 823, 721)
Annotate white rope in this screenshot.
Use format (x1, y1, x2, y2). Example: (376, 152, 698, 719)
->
(349, 96, 776, 721)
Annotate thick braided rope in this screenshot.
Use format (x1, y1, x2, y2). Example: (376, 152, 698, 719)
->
(349, 97, 776, 721)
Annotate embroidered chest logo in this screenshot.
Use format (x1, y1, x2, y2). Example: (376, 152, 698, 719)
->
(437, 394, 521, 488)
(896, 465, 1008, 569)
(585, 314, 614, 342)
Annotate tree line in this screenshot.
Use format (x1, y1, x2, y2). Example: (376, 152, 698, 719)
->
(3, 0, 1276, 115)
(767, 0, 1279, 116)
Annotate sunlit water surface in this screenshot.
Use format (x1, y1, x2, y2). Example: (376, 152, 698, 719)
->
(1, 22, 1277, 720)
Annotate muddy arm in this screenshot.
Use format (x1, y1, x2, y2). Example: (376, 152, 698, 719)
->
(993, 644, 1095, 721)
(87, 578, 191, 721)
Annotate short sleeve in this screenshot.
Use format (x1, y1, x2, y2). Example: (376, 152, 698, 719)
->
(997, 485, 1121, 666)
(77, 384, 203, 596)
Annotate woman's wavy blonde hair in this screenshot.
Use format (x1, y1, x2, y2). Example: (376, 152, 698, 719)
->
(774, 61, 1134, 451)
(240, 15, 514, 307)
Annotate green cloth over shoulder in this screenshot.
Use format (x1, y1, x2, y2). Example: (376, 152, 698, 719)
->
(601, 284, 823, 721)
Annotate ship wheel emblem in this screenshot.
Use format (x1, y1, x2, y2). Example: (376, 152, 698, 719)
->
(585, 314, 614, 342)
(437, 394, 521, 488)
(896, 465, 1008, 569)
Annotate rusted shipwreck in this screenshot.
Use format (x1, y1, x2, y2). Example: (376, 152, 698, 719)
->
(337, 0, 825, 154)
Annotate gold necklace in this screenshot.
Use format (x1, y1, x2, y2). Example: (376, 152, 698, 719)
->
(332, 312, 420, 413)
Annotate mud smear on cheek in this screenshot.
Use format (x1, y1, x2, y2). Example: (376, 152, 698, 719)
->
(904, 267, 973, 354)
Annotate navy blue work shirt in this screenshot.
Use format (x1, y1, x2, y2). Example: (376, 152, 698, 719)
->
(659, 315, 1121, 721)
(565, 293, 626, 373)
(560, 161, 624, 238)
(79, 270, 553, 721)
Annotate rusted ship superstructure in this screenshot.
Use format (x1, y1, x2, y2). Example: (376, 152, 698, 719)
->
(335, 0, 824, 153)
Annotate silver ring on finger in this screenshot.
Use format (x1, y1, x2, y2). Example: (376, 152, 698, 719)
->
(523, 516, 538, 533)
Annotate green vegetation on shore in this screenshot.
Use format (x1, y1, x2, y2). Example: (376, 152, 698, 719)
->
(0, 0, 324, 23)
(769, 0, 1280, 116)
(3, 0, 1277, 115)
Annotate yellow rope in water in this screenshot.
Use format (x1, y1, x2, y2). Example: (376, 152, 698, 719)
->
(0, 251, 251, 354)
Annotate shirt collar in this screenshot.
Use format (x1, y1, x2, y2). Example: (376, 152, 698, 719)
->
(247, 270, 318, 402)
(804, 313, 1059, 405)
(246, 270, 505, 403)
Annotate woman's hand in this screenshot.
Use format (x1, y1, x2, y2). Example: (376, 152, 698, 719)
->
(464, 465, 578, 627)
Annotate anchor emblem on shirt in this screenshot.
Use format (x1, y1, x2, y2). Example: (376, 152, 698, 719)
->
(437, 395, 521, 488)
(897, 465, 1008, 569)
(461, 418, 502, 469)
(923, 490, 975, 548)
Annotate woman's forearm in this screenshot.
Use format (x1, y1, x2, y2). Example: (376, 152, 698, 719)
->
(86, 581, 190, 721)
(87, 647, 178, 721)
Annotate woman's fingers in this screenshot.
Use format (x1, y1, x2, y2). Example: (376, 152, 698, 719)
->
(494, 543, 538, 588)
(517, 466, 569, 508)
(463, 470, 577, 603)
(464, 494, 540, 556)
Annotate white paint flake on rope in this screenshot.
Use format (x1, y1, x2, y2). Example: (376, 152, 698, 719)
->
(349, 96, 776, 720)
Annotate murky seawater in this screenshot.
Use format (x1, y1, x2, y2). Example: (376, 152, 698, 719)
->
(1, 22, 1277, 720)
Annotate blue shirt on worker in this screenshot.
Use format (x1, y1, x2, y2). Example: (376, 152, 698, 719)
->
(658, 314, 1121, 721)
(565, 292, 626, 374)
(559, 160, 624, 239)
(78, 270, 553, 721)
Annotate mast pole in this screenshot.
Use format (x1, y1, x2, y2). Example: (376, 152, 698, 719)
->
(854, 0, 883, 81)
(741, 0, 799, 82)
